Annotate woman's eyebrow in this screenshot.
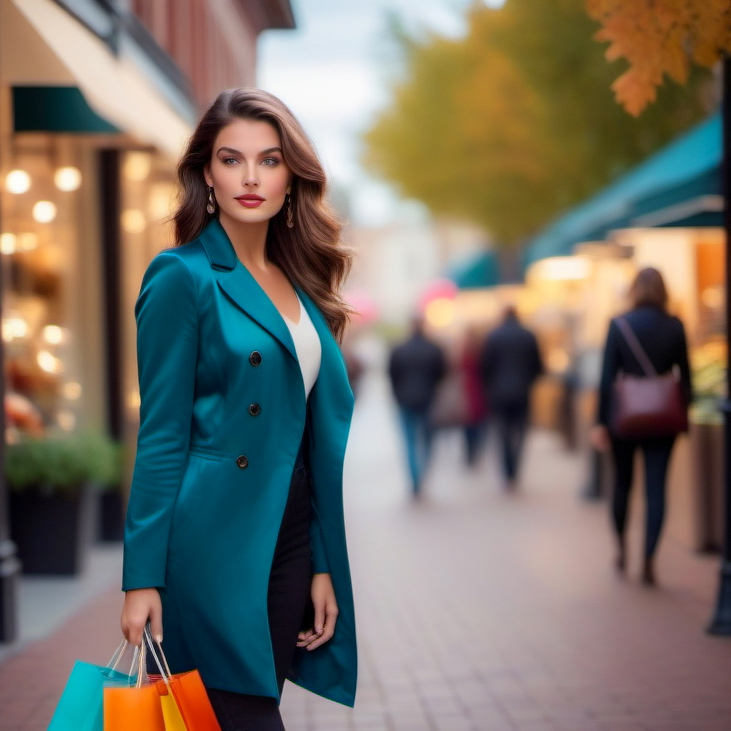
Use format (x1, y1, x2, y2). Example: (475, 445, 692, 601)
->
(216, 146, 283, 156)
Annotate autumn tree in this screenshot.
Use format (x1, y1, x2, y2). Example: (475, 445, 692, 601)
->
(586, 0, 731, 115)
(363, 0, 713, 244)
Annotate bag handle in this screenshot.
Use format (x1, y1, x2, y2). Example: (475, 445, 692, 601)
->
(107, 639, 128, 671)
(143, 625, 173, 686)
(615, 317, 657, 377)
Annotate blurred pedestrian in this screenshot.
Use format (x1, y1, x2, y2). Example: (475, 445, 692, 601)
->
(120, 89, 357, 730)
(590, 268, 691, 586)
(479, 306, 543, 488)
(459, 327, 489, 467)
(388, 316, 447, 496)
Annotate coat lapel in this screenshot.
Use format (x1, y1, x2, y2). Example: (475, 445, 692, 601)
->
(198, 219, 298, 362)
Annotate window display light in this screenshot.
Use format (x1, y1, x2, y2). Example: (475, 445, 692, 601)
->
(0, 233, 17, 254)
(123, 152, 152, 181)
(3, 317, 28, 341)
(121, 209, 146, 234)
(54, 166, 82, 192)
(62, 382, 82, 400)
(17, 233, 38, 252)
(42, 325, 66, 344)
(32, 201, 57, 223)
(5, 169, 31, 194)
(37, 350, 63, 374)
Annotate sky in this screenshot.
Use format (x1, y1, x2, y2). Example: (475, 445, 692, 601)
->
(257, 0, 505, 227)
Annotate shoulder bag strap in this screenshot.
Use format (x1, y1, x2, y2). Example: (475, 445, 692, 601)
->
(615, 317, 657, 377)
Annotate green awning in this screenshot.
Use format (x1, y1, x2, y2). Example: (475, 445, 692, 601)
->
(13, 86, 120, 133)
(523, 113, 722, 268)
(447, 251, 500, 289)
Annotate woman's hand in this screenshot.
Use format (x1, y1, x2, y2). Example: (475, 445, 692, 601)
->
(121, 588, 163, 647)
(590, 424, 611, 452)
(297, 573, 338, 652)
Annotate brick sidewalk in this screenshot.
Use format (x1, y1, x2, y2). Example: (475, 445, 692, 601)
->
(2, 371, 731, 730)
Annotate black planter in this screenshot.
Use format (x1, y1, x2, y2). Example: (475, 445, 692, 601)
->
(98, 491, 125, 542)
(9, 486, 95, 575)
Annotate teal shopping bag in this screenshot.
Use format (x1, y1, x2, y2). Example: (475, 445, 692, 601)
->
(47, 642, 134, 731)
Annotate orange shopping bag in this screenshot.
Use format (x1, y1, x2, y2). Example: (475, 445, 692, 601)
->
(145, 627, 221, 731)
(103, 639, 168, 731)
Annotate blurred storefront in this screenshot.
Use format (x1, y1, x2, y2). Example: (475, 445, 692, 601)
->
(518, 111, 725, 552)
(0, 0, 294, 641)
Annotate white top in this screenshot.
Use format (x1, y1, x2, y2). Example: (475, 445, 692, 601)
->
(283, 294, 321, 398)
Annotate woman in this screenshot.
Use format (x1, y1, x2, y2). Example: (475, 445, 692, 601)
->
(458, 327, 489, 468)
(120, 88, 357, 730)
(590, 268, 691, 586)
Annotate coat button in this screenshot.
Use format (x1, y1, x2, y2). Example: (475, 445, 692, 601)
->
(248, 403, 261, 417)
(236, 455, 249, 469)
(249, 351, 262, 367)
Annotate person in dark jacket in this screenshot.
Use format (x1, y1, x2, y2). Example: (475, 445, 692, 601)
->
(388, 316, 447, 495)
(479, 306, 543, 487)
(590, 267, 692, 586)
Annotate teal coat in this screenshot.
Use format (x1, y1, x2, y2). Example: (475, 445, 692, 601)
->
(122, 218, 357, 706)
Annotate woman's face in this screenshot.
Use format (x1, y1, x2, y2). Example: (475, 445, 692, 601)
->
(204, 118, 292, 229)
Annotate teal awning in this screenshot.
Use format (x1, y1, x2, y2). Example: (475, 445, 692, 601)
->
(523, 113, 722, 268)
(447, 250, 500, 289)
(13, 86, 120, 133)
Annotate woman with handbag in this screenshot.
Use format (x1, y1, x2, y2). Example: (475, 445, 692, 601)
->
(119, 88, 357, 730)
(590, 267, 692, 586)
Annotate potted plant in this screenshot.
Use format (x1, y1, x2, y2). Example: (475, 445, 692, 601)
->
(95, 440, 126, 542)
(6, 432, 116, 574)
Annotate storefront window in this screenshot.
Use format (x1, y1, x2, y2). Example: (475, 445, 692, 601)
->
(118, 149, 176, 448)
(1, 133, 90, 442)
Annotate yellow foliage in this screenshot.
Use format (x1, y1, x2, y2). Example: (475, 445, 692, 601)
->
(586, 0, 731, 114)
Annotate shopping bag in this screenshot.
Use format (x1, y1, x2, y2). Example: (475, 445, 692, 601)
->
(104, 627, 220, 731)
(104, 639, 167, 731)
(167, 671, 221, 731)
(104, 681, 167, 731)
(48, 641, 132, 731)
(145, 626, 221, 731)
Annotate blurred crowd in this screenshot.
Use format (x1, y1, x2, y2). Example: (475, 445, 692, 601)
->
(387, 306, 543, 497)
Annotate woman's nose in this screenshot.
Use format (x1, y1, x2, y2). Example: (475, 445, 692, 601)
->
(242, 166, 259, 186)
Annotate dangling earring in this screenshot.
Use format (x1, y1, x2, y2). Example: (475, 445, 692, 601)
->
(285, 193, 294, 228)
(206, 187, 216, 215)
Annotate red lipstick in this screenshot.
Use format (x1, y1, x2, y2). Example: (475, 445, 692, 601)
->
(235, 194, 265, 208)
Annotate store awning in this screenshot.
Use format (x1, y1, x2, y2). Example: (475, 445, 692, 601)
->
(446, 250, 500, 289)
(522, 113, 722, 268)
(9, 0, 196, 158)
(13, 86, 120, 134)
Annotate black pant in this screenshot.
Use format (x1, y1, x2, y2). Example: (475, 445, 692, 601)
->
(206, 447, 313, 731)
(611, 436, 676, 558)
(494, 404, 528, 481)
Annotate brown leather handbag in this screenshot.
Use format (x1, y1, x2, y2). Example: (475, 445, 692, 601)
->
(610, 317, 688, 439)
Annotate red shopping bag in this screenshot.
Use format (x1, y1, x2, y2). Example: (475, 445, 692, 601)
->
(145, 627, 221, 731)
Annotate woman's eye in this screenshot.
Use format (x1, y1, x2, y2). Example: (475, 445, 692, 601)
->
(222, 157, 238, 165)
(262, 157, 281, 167)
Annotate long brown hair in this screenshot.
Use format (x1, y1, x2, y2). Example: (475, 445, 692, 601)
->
(173, 88, 353, 340)
(629, 267, 668, 311)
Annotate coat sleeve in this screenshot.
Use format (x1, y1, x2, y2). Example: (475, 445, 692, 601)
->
(597, 319, 620, 427)
(122, 253, 199, 591)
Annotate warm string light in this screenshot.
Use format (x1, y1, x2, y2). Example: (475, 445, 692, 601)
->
(54, 166, 82, 191)
(5, 169, 31, 194)
(33, 200, 57, 223)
